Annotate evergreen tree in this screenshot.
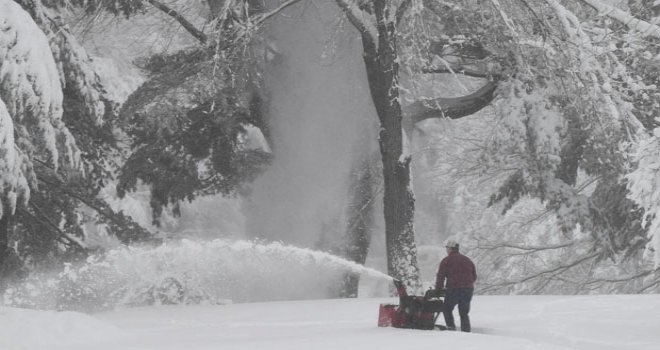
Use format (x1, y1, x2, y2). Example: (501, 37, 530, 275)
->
(0, 0, 153, 281)
(116, 1, 273, 226)
(1, 0, 79, 277)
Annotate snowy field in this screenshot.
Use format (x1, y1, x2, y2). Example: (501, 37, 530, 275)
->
(2, 294, 660, 350)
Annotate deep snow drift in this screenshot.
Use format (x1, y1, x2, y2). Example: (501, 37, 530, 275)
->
(2, 294, 659, 350)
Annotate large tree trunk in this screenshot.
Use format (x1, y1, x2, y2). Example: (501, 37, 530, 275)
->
(359, 2, 420, 290)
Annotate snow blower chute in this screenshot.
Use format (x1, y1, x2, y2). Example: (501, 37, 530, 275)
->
(378, 279, 445, 330)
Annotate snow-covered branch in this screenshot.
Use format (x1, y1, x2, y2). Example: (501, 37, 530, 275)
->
(0, 0, 78, 171)
(627, 130, 660, 267)
(488, 0, 521, 39)
(578, 0, 660, 40)
(404, 80, 497, 123)
(0, 100, 28, 218)
(335, 0, 378, 45)
(544, 0, 645, 134)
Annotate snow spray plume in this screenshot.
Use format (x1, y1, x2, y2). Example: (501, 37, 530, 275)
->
(244, 0, 377, 247)
(2, 239, 393, 311)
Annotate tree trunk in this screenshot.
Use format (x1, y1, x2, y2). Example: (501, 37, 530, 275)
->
(340, 155, 376, 297)
(337, 0, 497, 290)
(359, 2, 420, 290)
(556, 114, 585, 186)
(0, 211, 12, 284)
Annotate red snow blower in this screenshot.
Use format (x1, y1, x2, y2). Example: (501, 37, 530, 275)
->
(378, 279, 445, 330)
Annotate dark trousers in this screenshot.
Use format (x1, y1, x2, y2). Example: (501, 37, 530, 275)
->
(443, 287, 473, 332)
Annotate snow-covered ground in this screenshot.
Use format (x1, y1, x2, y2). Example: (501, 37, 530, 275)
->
(2, 294, 659, 350)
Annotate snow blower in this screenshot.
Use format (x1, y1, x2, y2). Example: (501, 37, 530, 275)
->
(378, 279, 445, 330)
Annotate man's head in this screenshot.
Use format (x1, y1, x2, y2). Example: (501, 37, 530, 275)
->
(445, 240, 459, 252)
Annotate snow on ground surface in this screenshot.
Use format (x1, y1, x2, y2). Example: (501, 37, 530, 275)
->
(2, 294, 659, 350)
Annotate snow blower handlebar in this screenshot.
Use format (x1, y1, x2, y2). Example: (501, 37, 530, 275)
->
(392, 279, 444, 300)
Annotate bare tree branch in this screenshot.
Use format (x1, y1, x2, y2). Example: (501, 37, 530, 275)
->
(478, 241, 575, 251)
(18, 204, 87, 252)
(584, 267, 660, 285)
(33, 160, 154, 244)
(254, 0, 304, 26)
(478, 252, 600, 293)
(37, 176, 125, 229)
(640, 276, 660, 292)
(146, 0, 208, 43)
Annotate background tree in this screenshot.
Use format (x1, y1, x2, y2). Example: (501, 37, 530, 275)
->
(115, 0, 288, 225)
(325, 0, 660, 291)
(407, 0, 660, 293)
(329, 0, 498, 288)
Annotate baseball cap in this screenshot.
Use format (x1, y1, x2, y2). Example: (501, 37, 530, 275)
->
(445, 240, 459, 249)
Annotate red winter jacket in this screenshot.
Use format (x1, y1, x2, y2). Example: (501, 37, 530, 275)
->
(435, 251, 477, 290)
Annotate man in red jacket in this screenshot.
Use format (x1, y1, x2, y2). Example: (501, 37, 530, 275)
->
(435, 240, 477, 332)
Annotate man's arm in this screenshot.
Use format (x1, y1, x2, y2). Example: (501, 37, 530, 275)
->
(435, 259, 448, 289)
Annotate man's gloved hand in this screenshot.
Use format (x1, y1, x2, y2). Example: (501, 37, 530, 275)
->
(425, 288, 445, 299)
